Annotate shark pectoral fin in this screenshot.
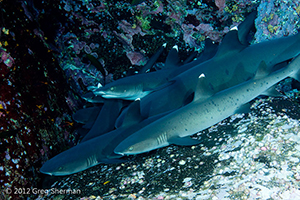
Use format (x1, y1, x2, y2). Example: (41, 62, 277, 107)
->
(81, 99, 123, 143)
(235, 103, 251, 114)
(193, 74, 214, 102)
(115, 107, 127, 128)
(169, 136, 201, 146)
(292, 71, 300, 83)
(165, 45, 180, 69)
(261, 85, 284, 97)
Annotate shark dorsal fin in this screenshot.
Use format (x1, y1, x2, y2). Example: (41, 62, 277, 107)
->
(139, 43, 166, 73)
(193, 73, 214, 102)
(164, 45, 180, 69)
(203, 38, 218, 55)
(254, 61, 270, 80)
(195, 39, 218, 63)
(215, 30, 246, 58)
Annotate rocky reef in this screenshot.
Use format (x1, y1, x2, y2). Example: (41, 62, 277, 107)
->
(1, 0, 300, 199)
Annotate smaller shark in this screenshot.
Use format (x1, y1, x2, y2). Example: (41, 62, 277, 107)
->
(91, 67, 176, 100)
(89, 44, 177, 100)
(90, 39, 218, 101)
(40, 108, 170, 176)
(114, 55, 300, 155)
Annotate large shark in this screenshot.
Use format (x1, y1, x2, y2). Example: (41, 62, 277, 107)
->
(40, 109, 170, 176)
(114, 55, 300, 155)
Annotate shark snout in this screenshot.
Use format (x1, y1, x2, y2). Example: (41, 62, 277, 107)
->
(93, 90, 106, 95)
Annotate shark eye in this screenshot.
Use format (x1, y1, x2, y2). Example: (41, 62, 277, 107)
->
(110, 87, 115, 91)
(128, 146, 134, 151)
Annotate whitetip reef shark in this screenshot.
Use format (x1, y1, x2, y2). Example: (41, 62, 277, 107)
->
(90, 44, 181, 100)
(39, 109, 169, 176)
(114, 55, 300, 155)
(136, 29, 300, 119)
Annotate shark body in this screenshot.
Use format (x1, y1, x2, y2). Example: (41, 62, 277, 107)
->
(138, 30, 300, 118)
(91, 45, 182, 100)
(40, 110, 169, 176)
(91, 68, 176, 100)
(114, 55, 300, 155)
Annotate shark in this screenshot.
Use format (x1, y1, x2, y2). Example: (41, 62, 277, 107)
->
(136, 28, 300, 119)
(39, 108, 170, 176)
(114, 55, 300, 155)
(90, 39, 220, 101)
(90, 44, 190, 100)
(91, 67, 175, 100)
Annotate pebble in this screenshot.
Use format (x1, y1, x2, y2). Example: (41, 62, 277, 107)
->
(179, 160, 186, 165)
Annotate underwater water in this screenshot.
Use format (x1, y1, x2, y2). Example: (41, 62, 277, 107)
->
(1, 0, 300, 199)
